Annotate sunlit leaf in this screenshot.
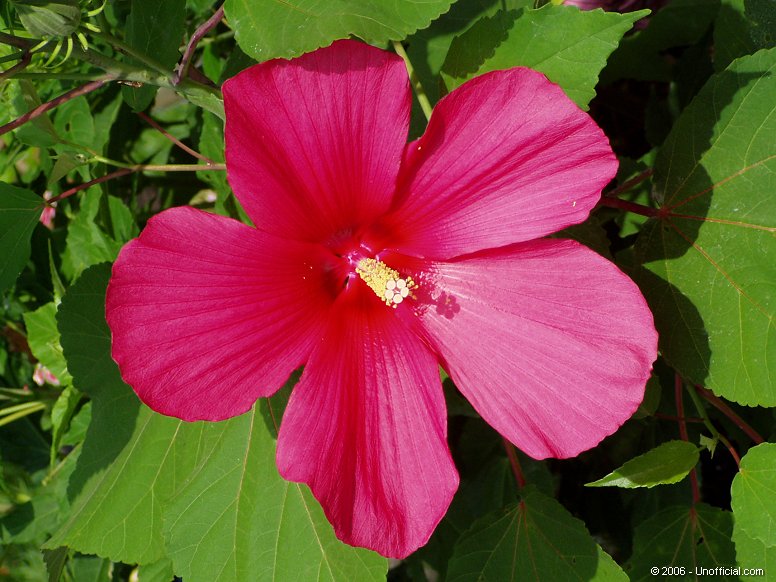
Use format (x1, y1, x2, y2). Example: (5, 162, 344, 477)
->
(731, 443, 776, 547)
(587, 441, 700, 489)
(637, 48, 776, 405)
(224, 0, 457, 60)
(441, 4, 647, 109)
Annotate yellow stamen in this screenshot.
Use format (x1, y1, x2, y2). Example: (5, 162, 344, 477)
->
(356, 258, 417, 308)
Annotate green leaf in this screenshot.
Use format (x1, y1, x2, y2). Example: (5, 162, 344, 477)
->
(733, 519, 776, 573)
(121, 0, 186, 111)
(603, 0, 720, 82)
(70, 554, 111, 582)
(48, 264, 220, 565)
(714, 0, 759, 71)
(60, 191, 130, 280)
(163, 397, 387, 582)
(13, 0, 81, 37)
(42, 546, 69, 582)
(49, 385, 80, 463)
(636, 48, 776, 405)
(224, 0, 457, 61)
(137, 558, 174, 582)
(628, 504, 736, 581)
(0, 182, 42, 294)
(11, 79, 61, 148)
(587, 440, 700, 489)
(446, 486, 627, 582)
(731, 443, 776, 547)
(441, 4, 647, 109)
(746, 0, 776, 47)
(53, 97, 94, 149)
(22, 302, 71, 383)
(406, 0, 534, 105)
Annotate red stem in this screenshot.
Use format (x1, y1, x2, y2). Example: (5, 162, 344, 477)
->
(604, 168, 654, 198)
(596, 196, 660, 217)
(48, 168, 133, 204)
(0, 78, 111, 138)
(654, 413, 704, 424)
(717, 433, 741, 467)
(502, 438, 526, 489)
(675, 374, 700, 505)
(695, 385, 765, 445)
(174, 5, 225, 86)
(137, 111, 214, 164)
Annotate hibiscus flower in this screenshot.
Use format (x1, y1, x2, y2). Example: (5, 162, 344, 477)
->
(106, 39, 657, 558)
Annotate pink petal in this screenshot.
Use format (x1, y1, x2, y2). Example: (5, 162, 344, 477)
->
(223, 39, 410, 242)
(377, 68, 617, 259)
(276, 286, 458, 558)
(106, 207, 333, 421)
(397, 239, 657, 459)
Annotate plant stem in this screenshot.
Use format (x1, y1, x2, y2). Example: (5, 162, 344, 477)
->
(502, 438, 526, 489)
(392, 40, 433, 122)
(137, 111, 215, 164)
(596, 196, 660, 217)
(675, 374, 700, 504)
(604, 168, 654, 198)
(174, 4, 225, 86)
(695, 385, 765, 444)
(0, 78, 112, 137)
(686, 384, 741, 467)
(0, 50, 31, 82)
(48, 163, 226, 204)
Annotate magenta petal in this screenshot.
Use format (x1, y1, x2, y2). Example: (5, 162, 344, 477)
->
(408, 239, 658, 459)
(223, 39, 410, 242)
(380, 68, 617, 259)
(106, 207, 332, 421)
(276, 288, 458, 558)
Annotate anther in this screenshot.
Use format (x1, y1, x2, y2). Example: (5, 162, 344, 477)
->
(356, 258, 417, 308)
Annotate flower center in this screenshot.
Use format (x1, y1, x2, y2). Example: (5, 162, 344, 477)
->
(355, 258, 417, 308)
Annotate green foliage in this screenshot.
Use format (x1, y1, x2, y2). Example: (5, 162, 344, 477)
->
(731, 443, 776, 547)
(587, 440, 700, 489)
(447, 486, 627, 581)
(442, 4, 647, 108)
(628, 504, 737, 580)
(224, 0, 458, 60)
(121, 0, 187, 111)
(0, 182, 42, 294)
(637, 48, 776, 405)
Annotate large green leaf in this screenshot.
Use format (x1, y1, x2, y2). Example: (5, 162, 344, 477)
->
(628, 504, 736, 581)
(0, 182, 42, 294)
(731, 443, 776, 547)
(587, 440, 700, 489)
(441, 4, 647, 109)
(224, 0, 457, 61)
(446, 486, 627, 581)
(47, 264, 220, 564)
(163, 399, 387, 582)
(636, 48, 776, 405)
(121, 0, 186, 111)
